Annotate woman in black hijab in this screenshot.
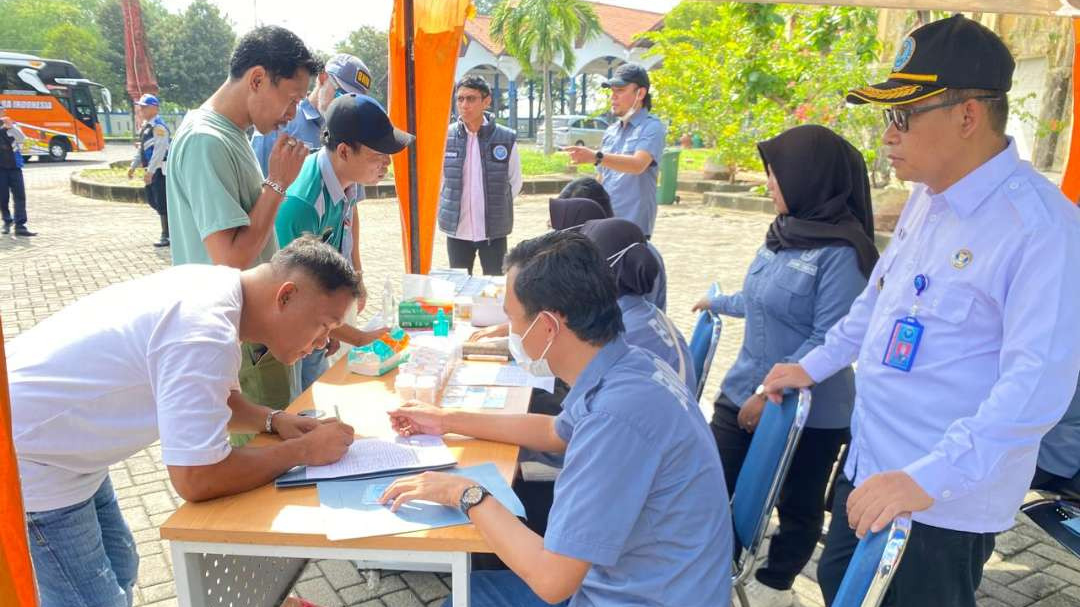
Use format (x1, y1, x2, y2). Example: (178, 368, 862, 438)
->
(549, 197, 608, 231)
(581, 218, 694, 394)
(691, 124, 875, 604)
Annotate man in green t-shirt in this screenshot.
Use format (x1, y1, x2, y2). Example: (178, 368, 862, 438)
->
(166, 25, 320, 428)
(277, 93, 414, 390)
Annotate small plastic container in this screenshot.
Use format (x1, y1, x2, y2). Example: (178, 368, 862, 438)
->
(394, 372, 416, 401)
(415, 375, 438, 404)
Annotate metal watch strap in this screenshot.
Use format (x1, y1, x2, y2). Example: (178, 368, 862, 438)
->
(265, 409, 285, 434)
(262, 178, 286, 197)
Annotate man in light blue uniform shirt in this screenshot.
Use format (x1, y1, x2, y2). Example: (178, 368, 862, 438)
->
(764, 16, 1080, 606)
(250, 53, 372, 174)
(565, 64, 666, 238)
(380, 230, 732, 607)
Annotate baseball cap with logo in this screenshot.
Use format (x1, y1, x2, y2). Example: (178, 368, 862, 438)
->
(846, 14, 1014, 106)
(135, 94, 160, 107)
(325, 54, 373, 96)
(323, 94, 414, 154)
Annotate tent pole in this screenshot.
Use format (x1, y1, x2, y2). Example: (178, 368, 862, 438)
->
(404, 0, 421, 273)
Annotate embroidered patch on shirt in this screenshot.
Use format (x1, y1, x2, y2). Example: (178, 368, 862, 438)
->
(786, 259, 819, 276)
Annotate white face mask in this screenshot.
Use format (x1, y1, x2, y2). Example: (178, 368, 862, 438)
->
(507, 311, 558, 378)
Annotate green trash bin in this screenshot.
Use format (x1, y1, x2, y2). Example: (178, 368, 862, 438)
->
(657, 147, 681, 205)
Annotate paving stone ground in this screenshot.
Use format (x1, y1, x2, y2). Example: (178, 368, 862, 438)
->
(2, 146, 1078, 606)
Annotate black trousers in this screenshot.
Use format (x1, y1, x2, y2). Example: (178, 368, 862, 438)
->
(818, 473, 996, 606)
(1032, 466, 1080, 499)
(710, 393, 849, 590)
(0, 166, 27, 226)
(446, 236, 507, 276)
(145, 169, 167, 216)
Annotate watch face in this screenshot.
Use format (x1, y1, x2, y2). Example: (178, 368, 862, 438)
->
(463, 486, 484, 506)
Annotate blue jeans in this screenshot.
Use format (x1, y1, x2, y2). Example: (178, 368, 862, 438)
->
(300, 348, 329, 392)
(442, 570, 569, 607)
(26, 477, 138, 607)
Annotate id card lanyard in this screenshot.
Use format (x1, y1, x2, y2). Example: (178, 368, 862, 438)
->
(882, 274, 928, 372)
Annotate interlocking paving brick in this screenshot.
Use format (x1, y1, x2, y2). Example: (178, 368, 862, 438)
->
(380, 589, 425, 607)
(319, 560, 365, 591)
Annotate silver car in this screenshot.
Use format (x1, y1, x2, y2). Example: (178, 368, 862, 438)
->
(536, 114, 610, 148)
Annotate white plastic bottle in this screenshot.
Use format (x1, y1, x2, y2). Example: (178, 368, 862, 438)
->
(381, 276, 396, 328)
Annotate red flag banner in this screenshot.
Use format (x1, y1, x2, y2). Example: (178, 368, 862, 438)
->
(121, 0, 159, 102)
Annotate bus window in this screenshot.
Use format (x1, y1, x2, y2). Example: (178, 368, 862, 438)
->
(72, 86, 96, 127)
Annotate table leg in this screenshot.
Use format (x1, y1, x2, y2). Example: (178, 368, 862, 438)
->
(450, 551, 472, 607)
(171, 541, 207, 607)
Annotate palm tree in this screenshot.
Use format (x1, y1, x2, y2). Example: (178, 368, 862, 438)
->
(490, 0, 602, 155)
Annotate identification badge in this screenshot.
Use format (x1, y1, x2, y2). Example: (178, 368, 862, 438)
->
(882, 316, 923, 372)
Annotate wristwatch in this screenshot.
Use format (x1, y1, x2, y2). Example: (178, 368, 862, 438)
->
(594, 151, 604, 166)
(265, 409, 285, 434)
(459, 484, 491, 517)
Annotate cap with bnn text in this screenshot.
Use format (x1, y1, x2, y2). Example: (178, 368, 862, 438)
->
(847, 14, 1014, 106)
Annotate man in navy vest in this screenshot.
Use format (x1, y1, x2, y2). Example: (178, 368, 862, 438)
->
(128, 94, 171, 247)
(438, 75, 522, 275)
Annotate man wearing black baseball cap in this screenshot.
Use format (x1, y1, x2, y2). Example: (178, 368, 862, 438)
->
(565, 63, 666, 238)
(276, 93, 414, 390)
(761, 14, 1080, 607)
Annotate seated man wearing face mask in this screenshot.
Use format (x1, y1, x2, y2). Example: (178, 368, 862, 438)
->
(380, 230, 732, 607)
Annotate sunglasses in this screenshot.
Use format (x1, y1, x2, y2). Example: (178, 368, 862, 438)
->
(882, 95, 1001, 133)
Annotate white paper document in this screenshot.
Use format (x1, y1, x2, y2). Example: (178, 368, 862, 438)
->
(302, 435, 456, 482)
(449, 364, 555, 392)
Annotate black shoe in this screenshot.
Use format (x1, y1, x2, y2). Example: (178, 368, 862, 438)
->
(153, 237, 170, 248)
(1, 222, 10, 235)
(14, 226, 36, 237)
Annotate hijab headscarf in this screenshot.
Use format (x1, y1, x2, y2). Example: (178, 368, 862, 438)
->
(758, 124, 878, 277)
(580, 218, 659, 297)
(549, 197, 609, 231)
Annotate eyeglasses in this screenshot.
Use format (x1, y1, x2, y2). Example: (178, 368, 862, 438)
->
(882, 95, 1001, 133)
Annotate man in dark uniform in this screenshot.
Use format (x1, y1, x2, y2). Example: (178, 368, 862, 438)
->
(128, 94, 171, 247)
(0, 105, 34, 236)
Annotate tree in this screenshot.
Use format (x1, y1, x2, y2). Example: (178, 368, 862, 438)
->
(643, 2, 883, 181)
(474, 0, 501, 16)
(490, 0, 601, 154)
(335, 26, 389, 107)
(154, 0, 235, 108)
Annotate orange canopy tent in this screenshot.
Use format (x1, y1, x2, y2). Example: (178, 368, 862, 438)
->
(3, 1, 1078, 604)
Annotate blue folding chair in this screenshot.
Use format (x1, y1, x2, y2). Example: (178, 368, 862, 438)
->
(730, 388, 812, 607)
(832, 516, 913, 607)
(690, 282, 723, 400)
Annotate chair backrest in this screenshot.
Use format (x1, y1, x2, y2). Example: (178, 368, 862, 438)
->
(832, 516, 913, 607)
(690, 283, 723, 400)
(730, 388, 811, 583)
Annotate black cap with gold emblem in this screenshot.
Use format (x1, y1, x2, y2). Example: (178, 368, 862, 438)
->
(847, 14, 1015, 106)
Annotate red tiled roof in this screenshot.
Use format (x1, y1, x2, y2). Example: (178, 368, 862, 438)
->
(464, 2, 664, 57)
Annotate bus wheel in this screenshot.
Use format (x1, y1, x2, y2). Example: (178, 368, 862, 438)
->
(48, 137, 70, 162)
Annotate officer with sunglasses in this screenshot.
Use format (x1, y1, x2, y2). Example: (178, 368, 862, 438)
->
(251, 53, 373, 177)
(762, 15, 1080, 606)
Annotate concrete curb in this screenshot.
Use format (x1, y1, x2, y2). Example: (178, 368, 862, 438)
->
(70, 172, 147, 204)
(703, 190, 894, 250)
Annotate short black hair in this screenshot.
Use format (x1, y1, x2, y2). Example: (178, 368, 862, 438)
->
(944, 88, 1009, 135)
(271, 235, 364, 299)
(455, 75, 491, 99)
(229, 26, 323, 84)
(559, 177, 613, 218)
(504, 231, 623, 346)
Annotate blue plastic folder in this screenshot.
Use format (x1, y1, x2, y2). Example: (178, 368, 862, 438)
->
(317, 463, 526, 541)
